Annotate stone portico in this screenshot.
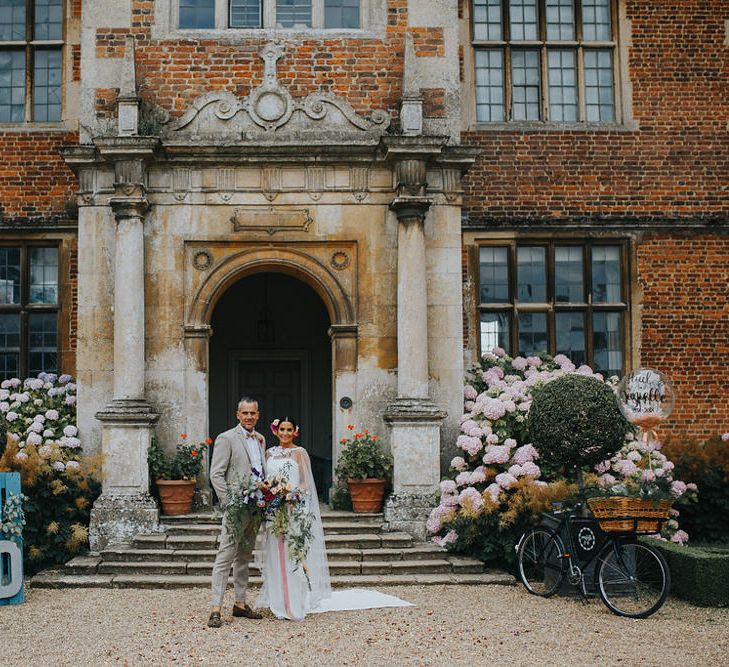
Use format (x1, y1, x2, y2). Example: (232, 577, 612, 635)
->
(63, 39, 475, 550)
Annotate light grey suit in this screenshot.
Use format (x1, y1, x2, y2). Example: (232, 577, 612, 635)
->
(209, 425, 266, 606)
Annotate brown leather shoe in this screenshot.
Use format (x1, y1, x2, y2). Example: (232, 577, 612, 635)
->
(232, 603, 263, 619)
(207, 611, 222, 628)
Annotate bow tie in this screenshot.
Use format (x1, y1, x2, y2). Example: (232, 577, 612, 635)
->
(242, 429, 256, 439)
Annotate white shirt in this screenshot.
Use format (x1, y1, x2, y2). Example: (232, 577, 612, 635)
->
(238, 425, 264, 478)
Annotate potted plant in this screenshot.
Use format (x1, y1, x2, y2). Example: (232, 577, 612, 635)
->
(148, 434, 210, 516)
(334, 426, 393, 513)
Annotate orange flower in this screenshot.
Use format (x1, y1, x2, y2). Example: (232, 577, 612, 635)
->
(180, 433, 188, 439)
(191, 450, 198, 457)
(354, 433, 361, 439)
(364, 429, 369, 434)
(347, 424, 355, 430)
(340, 438, 347, 444)
(372, 436, 378, 441)
(205, 437, 213, 445)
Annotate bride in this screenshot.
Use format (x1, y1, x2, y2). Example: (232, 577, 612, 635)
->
(255, 417, 331, 620)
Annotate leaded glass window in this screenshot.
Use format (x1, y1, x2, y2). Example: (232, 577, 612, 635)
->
(472, 0, 618, 123)
(0, 0, 63, 122)
(477, 240, 628, 377)
(0, 244, 60, 380)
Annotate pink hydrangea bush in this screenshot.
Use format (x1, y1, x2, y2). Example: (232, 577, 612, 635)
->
(428, 350, 695, 563)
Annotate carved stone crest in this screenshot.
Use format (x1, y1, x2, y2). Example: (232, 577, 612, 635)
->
(165, 43, 391, 144)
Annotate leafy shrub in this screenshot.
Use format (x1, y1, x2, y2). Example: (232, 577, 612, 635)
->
(428, 350, 691, 567)
(662, 435, 729, 543)
(651, 539, 729, 607)
(0, 437, 100, 575)
(528, 374, 630, 478)
(0, 374, 100, 575)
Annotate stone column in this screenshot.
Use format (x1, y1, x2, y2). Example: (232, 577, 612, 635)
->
(89, 146, 160, 551)
(384, 157, 446, 539)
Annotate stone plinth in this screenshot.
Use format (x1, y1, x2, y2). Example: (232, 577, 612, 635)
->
(384, 398, 446, 539)
(89, 493, 159, 552)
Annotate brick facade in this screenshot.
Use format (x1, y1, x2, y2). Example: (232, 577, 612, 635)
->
(93, 0, 413, 121)
(462, 0, 729, 441)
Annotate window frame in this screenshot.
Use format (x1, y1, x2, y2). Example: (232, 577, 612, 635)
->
(0, 241, 61, 380)
(0, 0, 65, 123)
(176, 0, 363, 31)
(470, 0, 622, 125)
(476, 237, 631, 375)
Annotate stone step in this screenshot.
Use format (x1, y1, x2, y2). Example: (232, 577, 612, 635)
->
(163, 520, 383, 537)
(160, 510, 384, 525)
(99, 545, 446, 565)
(31, 570, 516, 590)
(137, 532, 415, 551)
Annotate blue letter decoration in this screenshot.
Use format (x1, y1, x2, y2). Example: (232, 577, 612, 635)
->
(0, 472, 24, 605)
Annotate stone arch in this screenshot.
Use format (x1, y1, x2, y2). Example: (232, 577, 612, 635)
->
(188, 246, 356, 328)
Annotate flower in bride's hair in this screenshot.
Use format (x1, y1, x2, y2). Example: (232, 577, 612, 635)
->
(270, 419, 280, 435)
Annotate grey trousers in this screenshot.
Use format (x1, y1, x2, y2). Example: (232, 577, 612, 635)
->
(210, 517, 258, 607)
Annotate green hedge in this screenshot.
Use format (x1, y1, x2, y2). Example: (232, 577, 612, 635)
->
(650, 540, 729, 607)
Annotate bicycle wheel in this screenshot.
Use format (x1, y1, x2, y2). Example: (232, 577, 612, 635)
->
(596, 541, 670, 618)
(517, 527, 566, 597)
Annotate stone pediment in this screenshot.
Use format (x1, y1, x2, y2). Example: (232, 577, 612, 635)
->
(163, 43, 391, 145)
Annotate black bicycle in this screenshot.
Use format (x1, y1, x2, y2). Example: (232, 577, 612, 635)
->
(516, 504, 671, 618)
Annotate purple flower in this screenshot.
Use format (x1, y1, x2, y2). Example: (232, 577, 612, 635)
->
(521, 462, 541, 478)
(512, 444, 539, 465)
(670, 530, 689, 545)
(464, 385, 478, 400)
(450, 456, 467, 471)
(492, 347, 507, 358)
(63, 425, 78, 437)
(440, 480, 457, 495)
(51, 461, 66, 472)
(45, 409, 59, 421)
(721, 433, 729, 442)
(670, 481, 687, 498)
(511, 356, 528, 371)
(455, 471, 472, 487)
(495, 472, 518, 489)
(482, 445, 511, 465)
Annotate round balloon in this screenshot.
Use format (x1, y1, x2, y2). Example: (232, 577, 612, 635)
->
(616, 368, 675, 429)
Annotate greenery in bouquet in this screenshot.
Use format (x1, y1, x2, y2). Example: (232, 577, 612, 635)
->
(148, 434, 210, 481)
(0, 373, 100, 574)
(427, 349, 695, 567)
(223, 475, 268, 548)
(335, 425, 393, 482)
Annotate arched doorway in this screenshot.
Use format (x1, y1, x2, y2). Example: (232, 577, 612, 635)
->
(208, 272, 333, 497)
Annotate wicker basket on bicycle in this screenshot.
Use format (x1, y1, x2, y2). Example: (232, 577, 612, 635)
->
(586, 496, 671, 533)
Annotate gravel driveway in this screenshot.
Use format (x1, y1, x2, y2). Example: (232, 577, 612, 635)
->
(2, 584, 727, 666)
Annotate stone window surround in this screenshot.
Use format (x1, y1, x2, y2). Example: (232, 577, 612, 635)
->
(152, 0, 388, 40)
(470, 234, 632, 376)
(461, 0, 635, 130)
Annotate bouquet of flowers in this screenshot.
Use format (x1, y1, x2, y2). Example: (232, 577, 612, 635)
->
(259, 474, 315, 585)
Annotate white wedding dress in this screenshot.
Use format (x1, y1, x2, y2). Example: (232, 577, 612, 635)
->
(256, 446, 331, 620)
(256, 445, 413, 620)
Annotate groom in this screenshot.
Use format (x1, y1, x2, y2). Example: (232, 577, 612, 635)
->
(207, 397, 266, 628)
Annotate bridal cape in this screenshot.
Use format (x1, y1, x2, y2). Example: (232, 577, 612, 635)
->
(254, 446, 413, 619)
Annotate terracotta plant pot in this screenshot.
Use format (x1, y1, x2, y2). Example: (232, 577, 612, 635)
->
(156, 479, 196, 516)
(348, 478, 386, 513)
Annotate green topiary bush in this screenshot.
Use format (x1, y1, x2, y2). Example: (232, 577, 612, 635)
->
(528, 374, 630, 480)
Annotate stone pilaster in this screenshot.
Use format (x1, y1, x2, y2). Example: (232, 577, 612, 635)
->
(89, 140, 160, 551)
(384, 154, 447, 539)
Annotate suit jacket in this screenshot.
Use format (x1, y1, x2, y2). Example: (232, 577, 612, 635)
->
(210, 425, 266, 507)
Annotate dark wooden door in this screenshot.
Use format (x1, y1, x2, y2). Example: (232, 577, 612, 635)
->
(234, 357, 304, 449)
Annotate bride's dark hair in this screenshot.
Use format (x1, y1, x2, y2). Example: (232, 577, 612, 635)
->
(270, 417, 300, 437)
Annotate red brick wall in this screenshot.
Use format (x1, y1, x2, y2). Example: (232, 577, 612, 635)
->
(94, 0, 415, 120)
(0, 132, 78, 222)
(637, 235, 729, 442)
(463, 0, 729, 224)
